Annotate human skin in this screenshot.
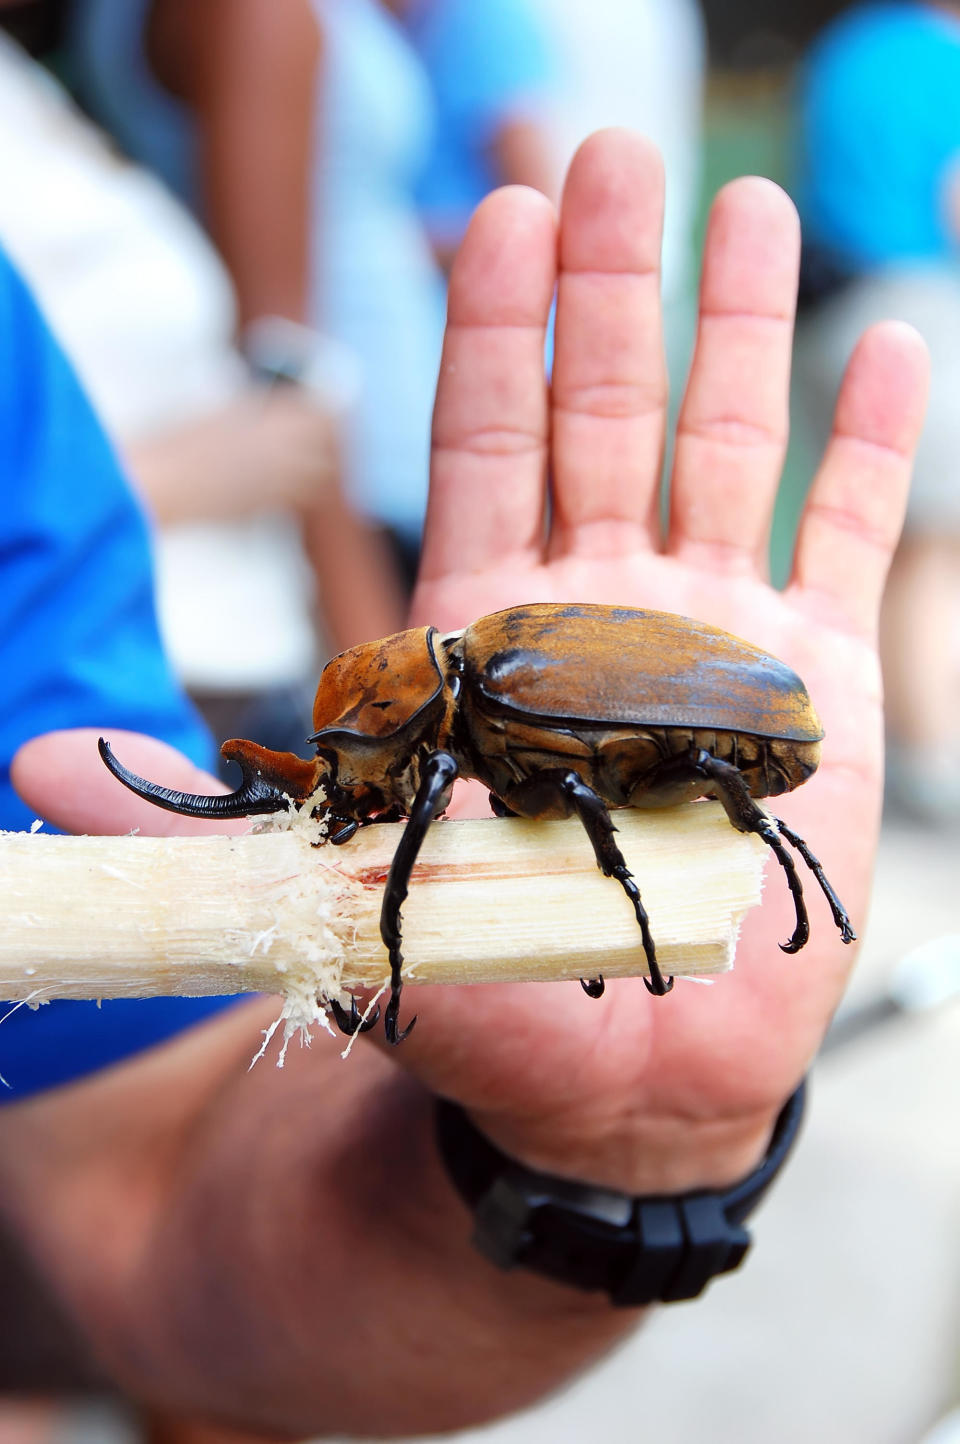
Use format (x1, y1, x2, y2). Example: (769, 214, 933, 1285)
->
(139, 0, 407, 650)
(1, 131, 928, 1440)
(145, 0, 320, 329)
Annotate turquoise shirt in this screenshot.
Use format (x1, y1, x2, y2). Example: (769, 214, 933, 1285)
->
(795, 2, 960, 269)
(0, 249, 237, 1100)
(406, 0, 556, 241)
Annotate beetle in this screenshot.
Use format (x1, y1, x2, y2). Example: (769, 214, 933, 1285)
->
(99, 603, 855, 1045)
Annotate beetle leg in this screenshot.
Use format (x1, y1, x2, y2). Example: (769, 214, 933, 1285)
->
(554, 772, 672, 997)
(580, 976, 606, 999)
(691, 752, 811, 953)
(330, 996, 381, 1036)
(362, 803, 406, 826)
(773, 819, 856, 944)
(326, 817, 360, 845)
(380, 750, 459, 1045)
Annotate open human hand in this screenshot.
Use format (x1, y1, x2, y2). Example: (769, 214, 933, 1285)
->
(3, 130, 929, 1440)
(389, 128, 930, 1191)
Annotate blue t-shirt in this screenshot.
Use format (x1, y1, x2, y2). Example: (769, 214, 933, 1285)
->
(406, 0, 555, 241)
(0, 249, 236, 1101)
(795, 2, 960, 270)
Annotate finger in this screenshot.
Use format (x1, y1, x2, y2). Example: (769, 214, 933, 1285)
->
(11, 729, 243, 837)
(549, 129, 668, 557)
(419, 186, 557, 583)
(789, 321, 930, 636)
(669, 177, 800, 573)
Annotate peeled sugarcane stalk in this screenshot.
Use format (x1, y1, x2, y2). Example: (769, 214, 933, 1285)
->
(0, 804, 766, 1032)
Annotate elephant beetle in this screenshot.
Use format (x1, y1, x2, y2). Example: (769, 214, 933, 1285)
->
(100, 603, 855, 1044)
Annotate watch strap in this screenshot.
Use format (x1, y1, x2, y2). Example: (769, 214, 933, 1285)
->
(436, 1080, 806, 1307)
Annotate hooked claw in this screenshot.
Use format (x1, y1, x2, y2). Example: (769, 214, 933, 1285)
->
(580, 976, 605, 998)
(330, 996, 381, 1037)
(384, 992, 417, 1046)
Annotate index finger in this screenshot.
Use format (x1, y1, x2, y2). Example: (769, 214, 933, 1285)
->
(419, 187, 557, 584)
(11, 730, 242, 837)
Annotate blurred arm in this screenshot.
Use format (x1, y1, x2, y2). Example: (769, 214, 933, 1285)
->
(147, 0, 320, 327)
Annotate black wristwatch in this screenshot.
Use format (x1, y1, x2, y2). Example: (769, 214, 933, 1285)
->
(435, 1080, 806, 1308)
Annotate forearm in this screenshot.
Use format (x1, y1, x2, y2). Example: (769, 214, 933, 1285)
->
(0, 993, 780, 1438)
(489, 116, 559, 205)
(0, 1005, 620, 1435)
(300, 477, 407, 649)
(154, 0, 320, 328)
(138, 1052, 638, 1438)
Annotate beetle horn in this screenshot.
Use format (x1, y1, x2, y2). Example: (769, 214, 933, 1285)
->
(98, 737, 318, 819)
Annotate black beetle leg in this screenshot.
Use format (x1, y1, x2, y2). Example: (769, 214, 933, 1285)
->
(556, 771, 672, 997)
(330, 996, 381, 1036)
(361, 803, 406, 827)
(380, 751, 459, 1045)
(327, 816, 360, 846)
(774, 819, 856, 944)
(753, 819, 810, 955)
(580, 976, 606, 999)
(693, 752, 810, 954)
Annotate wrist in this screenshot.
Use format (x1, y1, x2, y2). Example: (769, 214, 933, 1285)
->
(459, 1098, 788, 1198)
(242, 316, 363, 415)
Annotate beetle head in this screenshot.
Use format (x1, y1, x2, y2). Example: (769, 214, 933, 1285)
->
(99, 628, 457, 829)
(308, 626, 455, 811)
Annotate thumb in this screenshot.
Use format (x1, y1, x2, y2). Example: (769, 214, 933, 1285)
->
(12, 729, 245, 837)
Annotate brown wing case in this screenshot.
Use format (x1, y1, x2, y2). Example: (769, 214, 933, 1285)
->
(462, 604, 823, 742)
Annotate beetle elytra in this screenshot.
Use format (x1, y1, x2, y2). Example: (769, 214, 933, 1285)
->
(100, 603, 855, 1043)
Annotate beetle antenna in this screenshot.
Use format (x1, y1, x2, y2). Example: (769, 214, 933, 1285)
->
(98, 738, 290, 819)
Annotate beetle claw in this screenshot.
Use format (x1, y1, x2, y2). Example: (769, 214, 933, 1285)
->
(330, 996, 381, 1036)
(580, 976, 605, 999)
(778, 925, 809, 956)
(384, 993, 417, 1046)
(327, 817, 359, 845)
(643, 968, 674, 996)
(774, 818, 856, 946)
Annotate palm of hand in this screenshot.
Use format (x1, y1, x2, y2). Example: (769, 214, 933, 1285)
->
(398, 132, 928, 1182)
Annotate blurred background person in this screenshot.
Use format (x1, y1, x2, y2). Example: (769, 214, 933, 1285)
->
(402, 0, 558, 269)
(527, 0, 707, 386)
(67, 0, 452, 583)
(792, 0, 960, 825)
(4, 2, 959, 1441)
(0, 13, 405, 761)
(0, 227, 238, 1444)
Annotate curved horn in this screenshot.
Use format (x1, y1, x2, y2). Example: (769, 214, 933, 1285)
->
(98, 738, 291, 819)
